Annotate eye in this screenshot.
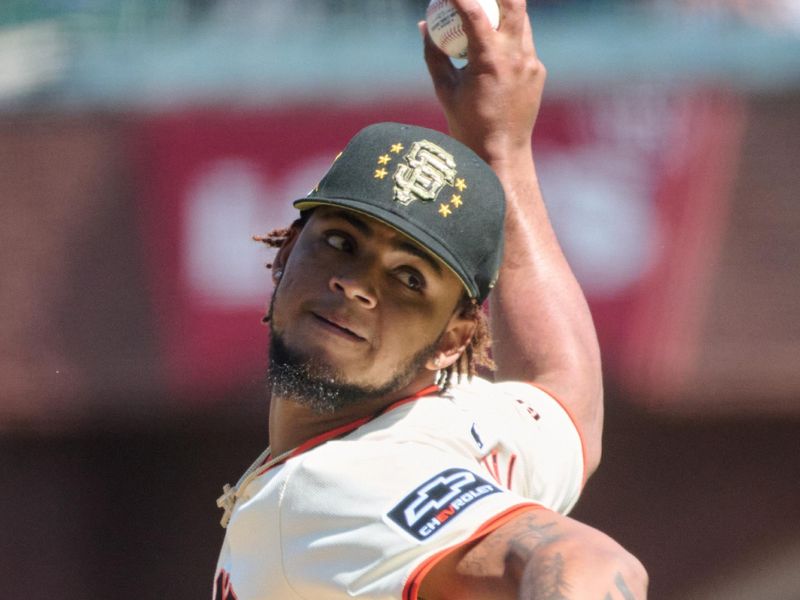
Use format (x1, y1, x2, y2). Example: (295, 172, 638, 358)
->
(324, 231, 353, 252)
(395, 268, 426, 292)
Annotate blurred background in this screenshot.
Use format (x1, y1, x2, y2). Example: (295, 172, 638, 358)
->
(1, 0, 799, 597)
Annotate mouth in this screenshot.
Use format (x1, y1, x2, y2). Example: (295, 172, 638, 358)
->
(311, 312, 367, 342)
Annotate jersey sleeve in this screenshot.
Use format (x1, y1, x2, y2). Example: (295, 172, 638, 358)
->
(277, 440, 539, 600)
(452, 377, 585, 515)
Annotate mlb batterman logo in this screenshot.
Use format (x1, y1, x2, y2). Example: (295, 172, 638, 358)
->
(385, 468, 501, 541)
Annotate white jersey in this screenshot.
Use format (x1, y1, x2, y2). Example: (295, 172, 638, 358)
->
(213, 377, 586, 600)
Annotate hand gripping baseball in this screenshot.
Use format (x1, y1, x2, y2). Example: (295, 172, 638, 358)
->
(421, 0, 545, 165)
(426, 0, 500, 59)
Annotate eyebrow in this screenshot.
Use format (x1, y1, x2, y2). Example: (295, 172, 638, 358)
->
(325, 209, 443, 276)
(395, 239, 443, 276)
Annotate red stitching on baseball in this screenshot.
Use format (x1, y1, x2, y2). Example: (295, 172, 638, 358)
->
(440, 25, 465, 47)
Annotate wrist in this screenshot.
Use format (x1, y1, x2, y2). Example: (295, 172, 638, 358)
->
(474, 132, 534, 171)
(447, 122, 533, 163)
(486, 147, 536, 186)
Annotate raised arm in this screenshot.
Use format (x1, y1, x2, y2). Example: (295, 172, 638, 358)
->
(422, 0, 603, 474)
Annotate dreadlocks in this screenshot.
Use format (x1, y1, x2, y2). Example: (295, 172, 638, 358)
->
(253, 219, 495, 391)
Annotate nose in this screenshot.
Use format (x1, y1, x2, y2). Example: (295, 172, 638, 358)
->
(329, 273, 378, 309)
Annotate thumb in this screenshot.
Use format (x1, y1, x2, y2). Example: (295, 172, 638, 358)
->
(419, 20, 458, 94)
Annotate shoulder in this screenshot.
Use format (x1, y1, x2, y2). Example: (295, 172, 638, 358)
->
(448, 377, 583, 455)
(447, 376, 588, 510)
(448, 375, 562, 406)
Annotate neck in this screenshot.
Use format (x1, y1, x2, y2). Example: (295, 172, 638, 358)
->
(267, 374, 437, 457)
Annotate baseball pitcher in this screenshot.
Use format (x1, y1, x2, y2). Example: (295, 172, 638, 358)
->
(213, 1, 648, 598)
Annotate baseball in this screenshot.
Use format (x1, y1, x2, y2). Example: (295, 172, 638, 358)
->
(426, 0, 500, 59)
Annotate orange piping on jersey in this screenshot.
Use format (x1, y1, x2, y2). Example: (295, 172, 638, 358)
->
(527, 382, 589, 488)
(255, 416, 374, 477)
(402, 503, 545, 600)
(480, 451, 501, 485)
(292, 417, 372, 456)
(255, 384, 441, 477)
(212, 568, 239, 600)
(506, 453, 517, 490)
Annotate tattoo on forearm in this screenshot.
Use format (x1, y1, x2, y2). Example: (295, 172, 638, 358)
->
(507, 513, 561, 555)
(523, 552, 571, 600)
(614, 572, 636, 600)
(458, 527, 505, 575)
(459, 512, 561, 577)
(603, 572, 637, 600)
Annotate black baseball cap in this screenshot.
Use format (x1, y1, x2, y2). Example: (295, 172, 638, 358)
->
(294, 122, 506, 302)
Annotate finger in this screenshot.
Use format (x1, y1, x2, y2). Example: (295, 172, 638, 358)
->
(520, 11, 539, 57)
(447, 0, 497, 55)
(420, 20, 459, 92)
(496, 0, 528, 37)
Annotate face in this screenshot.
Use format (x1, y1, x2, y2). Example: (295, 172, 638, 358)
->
(268, 207, 471, 412)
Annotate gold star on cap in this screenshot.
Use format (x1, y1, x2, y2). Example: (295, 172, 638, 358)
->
(455, 178, 468, 192)
(451, 194, 463, 208)
(390, 143, 404, 154)
(377, 154, 391, 165)
(374, 168, 388, 179)
(438, 204, 452, 218)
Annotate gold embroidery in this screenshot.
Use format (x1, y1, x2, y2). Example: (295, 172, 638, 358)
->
(393, 140, 457, 206)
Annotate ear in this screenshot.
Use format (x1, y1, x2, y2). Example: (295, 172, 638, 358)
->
(425, 312, 477, 372)
(271, 224, 302, 285)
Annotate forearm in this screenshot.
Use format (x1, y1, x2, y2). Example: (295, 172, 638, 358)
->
(419, 509, 648, 600)
(491, 509, 648, 600)
(488, 148, 603, 473)
(515, 537, 648, 600)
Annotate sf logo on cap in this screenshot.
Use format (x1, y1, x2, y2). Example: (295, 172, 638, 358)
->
(393, 140, 457, 206)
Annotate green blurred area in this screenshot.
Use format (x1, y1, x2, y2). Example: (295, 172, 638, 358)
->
(1, 0, 799, 110)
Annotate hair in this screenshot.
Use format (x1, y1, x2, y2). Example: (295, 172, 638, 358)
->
(438, 293, 495, 390)
(253, 216, 495, 392)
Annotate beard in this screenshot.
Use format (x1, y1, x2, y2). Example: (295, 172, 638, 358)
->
(267, 324, 441, 415)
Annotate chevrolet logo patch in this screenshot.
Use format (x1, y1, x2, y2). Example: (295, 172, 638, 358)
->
(385, 468, 501, 541)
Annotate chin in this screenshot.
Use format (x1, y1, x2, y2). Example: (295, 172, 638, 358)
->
(273, 332, 369, 382)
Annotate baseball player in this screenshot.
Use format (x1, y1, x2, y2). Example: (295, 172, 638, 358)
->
(213, 1, 647, 599)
